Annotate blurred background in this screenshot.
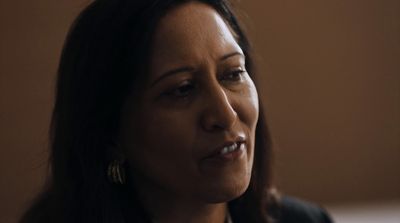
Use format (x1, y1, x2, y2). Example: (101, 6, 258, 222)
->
(0, 0, 399, 222)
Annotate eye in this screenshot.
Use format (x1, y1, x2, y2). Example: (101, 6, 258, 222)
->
(164, 80, 195, 99)
(221, 68, 246, 82)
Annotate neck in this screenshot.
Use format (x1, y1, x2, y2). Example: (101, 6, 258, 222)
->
(129, 174, 228, 223)
(152, 201, 227, 223)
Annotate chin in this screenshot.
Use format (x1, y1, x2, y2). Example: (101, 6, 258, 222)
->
(201, 177, 251, 203)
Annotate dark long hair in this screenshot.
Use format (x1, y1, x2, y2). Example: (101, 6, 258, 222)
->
(20, 0, 278, 222)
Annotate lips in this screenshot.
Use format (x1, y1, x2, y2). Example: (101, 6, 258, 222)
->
(203, 136, 246, 160)
(220, 142, 240, 155)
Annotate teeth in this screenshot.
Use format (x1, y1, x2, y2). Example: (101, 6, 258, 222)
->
(220, 143, 238, 155)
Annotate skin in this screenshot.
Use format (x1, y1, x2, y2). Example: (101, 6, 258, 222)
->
(118, 2, 259, 223)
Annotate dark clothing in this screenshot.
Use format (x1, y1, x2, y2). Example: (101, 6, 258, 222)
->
(278, 196, 334, 223)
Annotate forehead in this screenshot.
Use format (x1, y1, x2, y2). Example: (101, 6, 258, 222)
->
(149, 2, 242, 68)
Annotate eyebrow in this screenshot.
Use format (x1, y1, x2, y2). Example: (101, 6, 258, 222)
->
(150, 51, 244, 88)
(219, 51, 244, 61)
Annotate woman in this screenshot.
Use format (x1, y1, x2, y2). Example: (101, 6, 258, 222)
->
(20, 0, 333, 222)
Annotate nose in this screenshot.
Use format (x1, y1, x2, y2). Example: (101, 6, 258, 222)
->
(200, 85, 238, 132)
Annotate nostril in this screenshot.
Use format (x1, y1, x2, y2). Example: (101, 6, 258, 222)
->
(201, 107, 238, 131)
(200, 87, 238, 131)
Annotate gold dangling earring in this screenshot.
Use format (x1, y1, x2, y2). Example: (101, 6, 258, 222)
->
(107, 160, 126, 184)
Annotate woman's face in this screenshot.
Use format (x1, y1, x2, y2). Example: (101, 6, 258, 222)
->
(119, 2, 259, 203)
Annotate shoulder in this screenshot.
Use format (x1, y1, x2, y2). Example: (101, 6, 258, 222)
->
(277, 196, 334, 223)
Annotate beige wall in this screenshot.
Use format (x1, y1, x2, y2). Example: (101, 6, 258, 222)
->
(238, 0, 400, 204)
(0, 0, 399, 222)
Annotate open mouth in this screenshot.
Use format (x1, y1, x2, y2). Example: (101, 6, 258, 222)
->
(220, 142, 241, 155)
(204, 141, 246, 162)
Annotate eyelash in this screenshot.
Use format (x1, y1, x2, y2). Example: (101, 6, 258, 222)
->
(220, 68, 246, 82)
(164, 80, 195, 99)
(163, 69, 246, 99)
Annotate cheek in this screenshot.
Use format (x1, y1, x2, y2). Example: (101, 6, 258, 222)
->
(238, 77, 259, 131)
(143, 110, 195, 145)
(123, 109, 196, 172)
